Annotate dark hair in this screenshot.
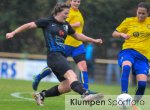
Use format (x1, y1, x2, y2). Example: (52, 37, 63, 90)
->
(138, 2, 150, 13)
(51, 3, 70, 16)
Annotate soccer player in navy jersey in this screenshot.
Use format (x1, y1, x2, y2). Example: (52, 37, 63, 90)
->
(32, 0, 96, 94)
(6, 3, 103, 106)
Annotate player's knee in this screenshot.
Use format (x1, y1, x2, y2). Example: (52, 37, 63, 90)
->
(65, 70, 78, 80)
(59, 83, 71, 93)
(70, 73, 78, 81)
(68, 74, 78, 82)
(62, 86, 71, 93)
(122, 65, 130, 73)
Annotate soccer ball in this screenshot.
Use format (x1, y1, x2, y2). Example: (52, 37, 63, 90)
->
(117, 93, 133, 109)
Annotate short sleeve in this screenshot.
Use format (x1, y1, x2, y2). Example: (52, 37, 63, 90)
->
(35, 19, 49, 28)
(116, 18, 129, 33)
(66, 13, 80, 23)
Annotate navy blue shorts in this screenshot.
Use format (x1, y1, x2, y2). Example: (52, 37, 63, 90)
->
(47, 52, 72, 82)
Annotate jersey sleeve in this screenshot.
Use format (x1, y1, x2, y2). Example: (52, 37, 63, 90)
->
(116, 18, 129, 33)
(66, 13, 80, 23)
(35, 19, 49, 28)
(66, 14, 72, 22)
(67, 22, 75, 35)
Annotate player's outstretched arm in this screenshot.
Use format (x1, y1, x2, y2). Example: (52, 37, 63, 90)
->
(6, 22, 37, 39)
(73, 32, 103, 45)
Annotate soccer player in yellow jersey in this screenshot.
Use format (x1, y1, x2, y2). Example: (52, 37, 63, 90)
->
(65, 0, 90, 91)
(112, 2, 150, 103)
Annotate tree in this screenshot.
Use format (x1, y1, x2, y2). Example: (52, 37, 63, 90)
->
(0, 0, 57, 54)
(1, 0, 148, 58)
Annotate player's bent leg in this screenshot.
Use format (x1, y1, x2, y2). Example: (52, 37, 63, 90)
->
(32, 67, 52, 91)
(64, 69, 87, 95)
(40, 83, 71, 98)
(64, 69, 78, 84)
(65, 69, 103, 101)
(57, 79, 71, 93)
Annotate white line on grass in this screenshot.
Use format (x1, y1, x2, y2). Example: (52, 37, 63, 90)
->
(11, 92, 34, 101)
(0, 99, 31, 102)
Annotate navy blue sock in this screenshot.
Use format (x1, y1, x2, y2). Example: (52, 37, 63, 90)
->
(135, 81, 146, 102)
(121, 65, 131, 93)
(79, 71, 89, 90)
(70, 81, 87, 95)
(41, 85, 61, 97)
(36, 67, 52, 81)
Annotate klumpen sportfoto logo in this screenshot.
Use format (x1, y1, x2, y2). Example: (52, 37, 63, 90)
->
(65, 95, 149, 110)
(68, 98, 145, 107)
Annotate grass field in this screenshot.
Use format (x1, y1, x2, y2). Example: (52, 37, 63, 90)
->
(0, 78, 150, 110)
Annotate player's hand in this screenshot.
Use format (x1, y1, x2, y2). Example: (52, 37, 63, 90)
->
(120, 33, 130, 40)
(94, 39, 103, 45)
(6, 32, 15, 39)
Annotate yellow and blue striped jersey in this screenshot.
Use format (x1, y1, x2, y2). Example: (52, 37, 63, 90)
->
(65, 7, 84, 47)
(116, 17, 150, 60)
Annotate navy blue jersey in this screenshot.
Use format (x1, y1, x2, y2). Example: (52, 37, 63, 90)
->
(35, 16, 75, 54)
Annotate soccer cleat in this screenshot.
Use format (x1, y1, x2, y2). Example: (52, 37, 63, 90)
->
(33, 92, 44, 106)
(82, 93, 104, 101)
(32, 75, 40, 91)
